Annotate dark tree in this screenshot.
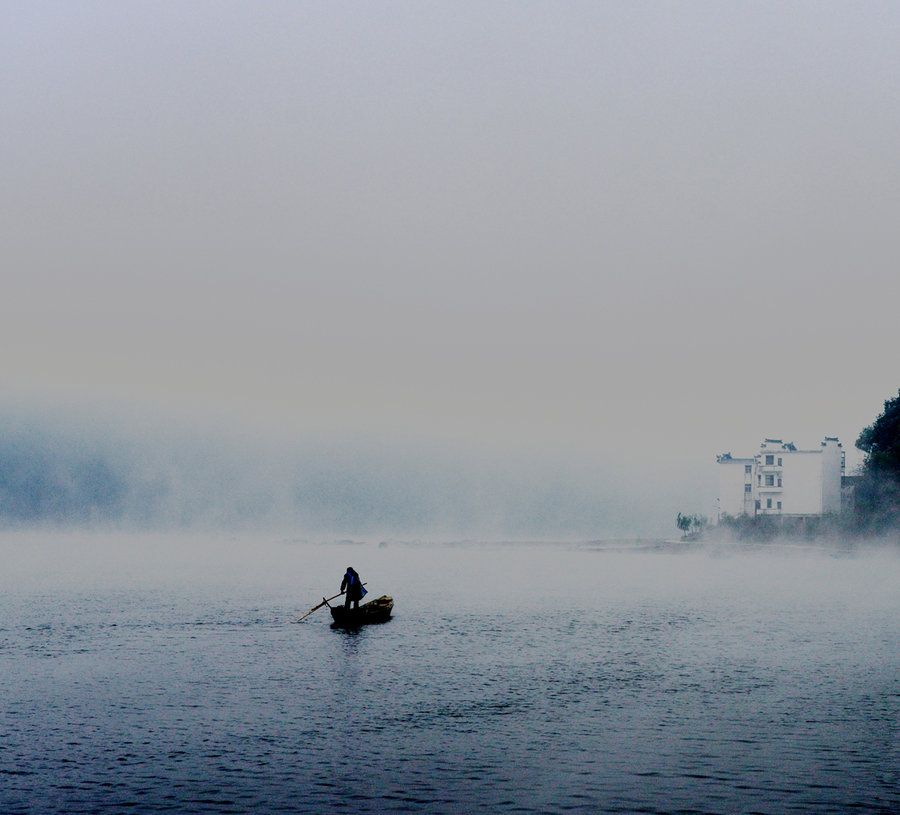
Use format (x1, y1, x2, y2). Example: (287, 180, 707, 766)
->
(856, 389, 900, 476)
(854, 389, 900, 531)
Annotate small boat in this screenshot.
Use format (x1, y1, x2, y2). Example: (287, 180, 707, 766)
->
(329, 595, 394, 627)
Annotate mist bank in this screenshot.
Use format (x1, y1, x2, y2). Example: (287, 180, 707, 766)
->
(0, 399, 662, 539)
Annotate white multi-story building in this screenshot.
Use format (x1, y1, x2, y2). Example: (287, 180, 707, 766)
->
(717, 437, 844, 521)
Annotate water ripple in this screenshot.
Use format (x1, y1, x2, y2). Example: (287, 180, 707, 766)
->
(3, 539, 900, 814)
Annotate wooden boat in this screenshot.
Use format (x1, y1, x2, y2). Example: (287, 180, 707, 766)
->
(329, 595, 393, 627)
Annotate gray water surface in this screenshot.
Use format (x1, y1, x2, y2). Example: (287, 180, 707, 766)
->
(2, 533, 899, 813)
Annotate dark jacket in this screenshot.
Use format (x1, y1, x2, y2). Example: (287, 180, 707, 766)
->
(341, 568, 365, 602)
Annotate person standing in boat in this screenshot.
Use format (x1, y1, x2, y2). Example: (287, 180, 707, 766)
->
(341, 566, 366, 610)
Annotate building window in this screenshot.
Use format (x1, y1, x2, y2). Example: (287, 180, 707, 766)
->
(765, 455, 774, 466)
(777, 457, 783, 466)
(777, 501, 782, 510)
(766, 498, 772, 509)
(744, 484, 752, 493)
(755, 500, 761, 510)
(777, 478, 782, 487)
(745, 464, 752, 474)
(765, 475, 774, 486)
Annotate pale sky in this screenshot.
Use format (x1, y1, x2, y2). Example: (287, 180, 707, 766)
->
(3, 2, 899, 535)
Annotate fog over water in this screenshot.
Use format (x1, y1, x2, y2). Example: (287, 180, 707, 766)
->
(3, 532, 900, 813)
(0, 397, 648, 537)
(5, 5, 900, 810)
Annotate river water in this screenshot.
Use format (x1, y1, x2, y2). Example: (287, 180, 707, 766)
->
(2, 532, 899, 813)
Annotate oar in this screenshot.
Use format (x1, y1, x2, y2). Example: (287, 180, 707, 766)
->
(293, 583, 368, 623)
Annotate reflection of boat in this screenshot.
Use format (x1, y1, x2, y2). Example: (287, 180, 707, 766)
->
(329, 595, 394, 627)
